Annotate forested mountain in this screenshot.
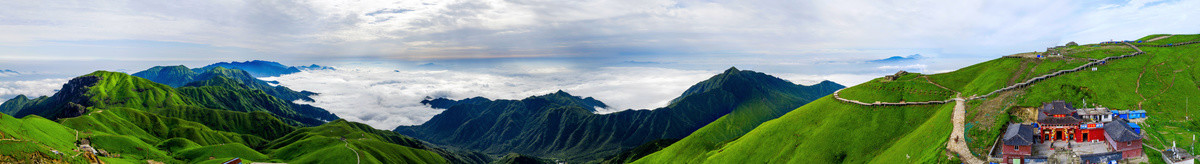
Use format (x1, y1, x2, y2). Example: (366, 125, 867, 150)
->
(395, 67, 842, 162)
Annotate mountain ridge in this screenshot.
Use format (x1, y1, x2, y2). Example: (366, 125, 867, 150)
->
(395, 68, 842, 162)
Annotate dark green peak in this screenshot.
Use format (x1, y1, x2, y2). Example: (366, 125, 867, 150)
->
(669, 68, 800, 104)
(84, 71, 137, 82)
(132, 65, 199, 87)
(208, 66, 232, 72)
(183, 76, 244, 88)
(13, 94, 28, 100)
(150, 65, 190, 70)
(327, 119, 351, 125)
(815, 80, 840, 86)
(528, 90, 609, 111)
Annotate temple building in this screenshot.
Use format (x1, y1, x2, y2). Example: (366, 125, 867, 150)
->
(1077, 122, 1106, 142)
(1038, 100, 1083, 142)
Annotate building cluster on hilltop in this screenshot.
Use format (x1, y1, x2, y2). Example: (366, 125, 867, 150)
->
(1000, 100, 1149, 164)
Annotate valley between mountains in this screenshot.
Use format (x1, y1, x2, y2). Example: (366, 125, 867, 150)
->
(3, 34, 1200, 164)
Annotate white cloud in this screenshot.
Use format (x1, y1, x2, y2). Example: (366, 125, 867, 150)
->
(776, 73, 882, 87)
(876, 64, 928, 73)
(3, 0, 1195, 62)
(0, 78, 68, 100)
(262, 66, 715, 129)
(0, 72, 18, 77)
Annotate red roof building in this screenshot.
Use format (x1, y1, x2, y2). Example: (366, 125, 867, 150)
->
(1103, 119, 1144, 158)
(1038, 101, 1083, 142)
(1002, 123, 1039, 163)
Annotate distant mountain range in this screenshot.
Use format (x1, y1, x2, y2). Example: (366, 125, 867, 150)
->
(395, 67, 843, 162)
(869, 54, 923, 63)
(297, 64, 336, 71)
(133, 65, 318, 102)
(194, 60, 331, 77)
(0, 69, 19, 77)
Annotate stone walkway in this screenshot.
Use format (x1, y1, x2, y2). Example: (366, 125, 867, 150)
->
(829, 41, 1163, 163)
(1146, 35, 1171, 42)
(947, 97, 985, 164)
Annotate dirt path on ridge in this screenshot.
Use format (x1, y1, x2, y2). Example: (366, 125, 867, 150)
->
(947, 97, 984, 164)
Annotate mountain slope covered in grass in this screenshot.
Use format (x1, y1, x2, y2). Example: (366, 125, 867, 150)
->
(131, 65, 199, 87)
(395, 68, 841, 162)
(635, 34, 1200, 163)
(0, 71, 462, 163)
(264, 119, 449, 164)
(178, 76, 335, 126)
(4, 71, 198, 120)
(133, 65, 318, 102)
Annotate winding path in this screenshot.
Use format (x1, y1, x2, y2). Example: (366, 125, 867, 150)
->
(946, 97, 984, 164)
(830, 41, 1156, 163)
(344, 140, 360, 164)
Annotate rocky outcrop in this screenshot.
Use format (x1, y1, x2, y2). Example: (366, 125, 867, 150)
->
(11, 75, 100, 119)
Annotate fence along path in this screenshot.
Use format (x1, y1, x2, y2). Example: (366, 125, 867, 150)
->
(832, 42, 1146, 106)
(829, 41, 1152, 164)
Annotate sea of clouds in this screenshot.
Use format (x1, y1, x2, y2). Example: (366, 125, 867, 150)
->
(263, 66, 729, 130)
(0, 65, 875, 130)
(0, 78, 69, 100)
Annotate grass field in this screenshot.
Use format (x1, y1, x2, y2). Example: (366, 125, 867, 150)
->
(0, 114, 86, 163)
(637, 34, 1200, 163)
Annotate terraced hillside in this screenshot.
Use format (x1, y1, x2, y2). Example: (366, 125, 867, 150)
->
(634, 34, 1200, 163)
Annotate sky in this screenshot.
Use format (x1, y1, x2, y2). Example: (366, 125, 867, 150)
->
(1, 0, 1198, 129)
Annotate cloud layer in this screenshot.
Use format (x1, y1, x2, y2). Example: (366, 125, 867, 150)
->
(0, 78, 68, 100)
(263, 66, 731, 129)
(1, 0, 1196, 62)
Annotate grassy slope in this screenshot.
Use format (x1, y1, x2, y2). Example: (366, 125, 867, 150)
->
(662, 96, 951, 163)
(88, 135, 172, 161)
(1137, 34, 1200, 44)
(1, 70, 451, 163)
(1013, 42, 1200, 159)
(173, 143, 269, 163)
(637, 35, 1200, 163)
(84, 71, 198, 110)
(634, 59, 1017, 163)
(178, 76, 322, 126)
(267, 120, 448, 164)
(633, 95, 803, 163)
(400, 69, 838, 162)
(0, 114, 87, 163)
(131, 65, 198, 87)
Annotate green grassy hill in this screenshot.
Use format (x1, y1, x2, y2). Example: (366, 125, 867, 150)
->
(173, 143, 269, 163)
(266, 120, 448, 164)
(396, 68, 841, 163)
(131, 65, 199, 87)
(634, 34, 1200, 163)
(0, 70, 461, 163)
(0, 114, 87, 163)
(178, 76, 330, 126)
